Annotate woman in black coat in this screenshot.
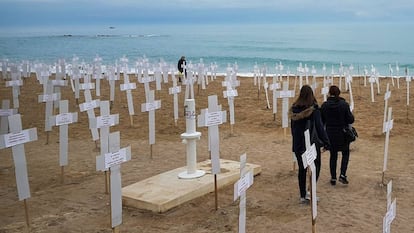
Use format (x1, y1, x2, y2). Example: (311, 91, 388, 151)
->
(291, 85, 330, 203)
(321, 85, 355, 185)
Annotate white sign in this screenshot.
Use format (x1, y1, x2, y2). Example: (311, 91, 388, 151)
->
(104, 148, 128, 169)
(55, 113, 74, 126)
(278, 90, 294, 98)
(51, 80, 66, 86)
(6, 80, 23, 87)
(321, 87, 329, 95)
(302, 143, 317, 169)
(140, 76, 156, 83)
(4, 130, 31, 148)
(0, 109, 15, 116)
(41, 93, 60, 102)
(169, 86, 181, 95)
(384, 119, 394, 132)
(120, 82, 137, 91)
(236, 171, 254, 198)
(269, 83, 280, 90)
(80, 100, 100, 112)
(144, 101, 161, 112)
(384, 91, 391, 101)
(79, 83, 95, 90)
(383, 199, 397, 233)
(97, 115, 116, 128)
(224, 89, 238, 97)
(205, 111, 223, 126)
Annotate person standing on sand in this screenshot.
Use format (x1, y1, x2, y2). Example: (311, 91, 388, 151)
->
(177, 56, 186, 83)
(321, 85, 355, 186)
(290, 85, 330, 203)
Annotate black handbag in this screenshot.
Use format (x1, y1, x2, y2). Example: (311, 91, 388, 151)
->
(307, 119, 324, 146)
(343, 125, 358, 143)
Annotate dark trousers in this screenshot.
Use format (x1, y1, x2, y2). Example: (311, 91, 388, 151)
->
(295, 147, 321, 198)
(329, 149, 350, 179)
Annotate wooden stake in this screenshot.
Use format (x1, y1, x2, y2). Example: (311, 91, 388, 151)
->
(61, 166, 64, 184)
(129, 115, 133, 127)
(46, 131, 49, 145)
(150, 144, 153, 159)
(23, 199, 30, 228)
(105, 171, 109, 194)
(214, 174, 218, 211)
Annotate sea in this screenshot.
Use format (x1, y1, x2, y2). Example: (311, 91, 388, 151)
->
(0, 22, 413, 76)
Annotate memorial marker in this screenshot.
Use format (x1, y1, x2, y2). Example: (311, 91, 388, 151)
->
(0, 114, 38, 227)
(48, 100, 78, 183)
(223, 73, 239, 135)
(91, 101, 120, 193)
(383, 84, 391, 133)
(141, 90, 161, 158)
(269, 75, 281, 121)
(120, 73, 136, 126)
(169, 74, 181, 126)
(233, 153, 254, 233)
(93, 56, 103, 96)
(275, 81, 295, 135)
(96, 131, 131, 232)
(301, 130, 318, 233)
(197, 95, 227, 209)
(38, 81, 61, 144)
(79, 76, 100, 144)
(382, 107, 393, 185)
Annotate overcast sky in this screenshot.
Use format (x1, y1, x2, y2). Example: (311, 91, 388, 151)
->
(1, 0, 413, 27)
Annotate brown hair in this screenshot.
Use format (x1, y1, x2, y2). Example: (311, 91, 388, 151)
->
(293, 85, 317, 107)
(329, 85, 340, 97)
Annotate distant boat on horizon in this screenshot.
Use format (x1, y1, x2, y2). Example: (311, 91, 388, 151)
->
(109, 26, 115, 29)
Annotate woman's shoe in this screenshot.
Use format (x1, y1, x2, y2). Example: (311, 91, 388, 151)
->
(330, 178, 336, 185)
(339, 175, 349, 184)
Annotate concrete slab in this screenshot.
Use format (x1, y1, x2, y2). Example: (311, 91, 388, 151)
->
(122, 159, 261, 213)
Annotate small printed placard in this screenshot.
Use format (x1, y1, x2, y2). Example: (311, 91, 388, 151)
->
(51, 80, 66, 86)
(56, 113, 73, 126)
(97, 115, 116, 128)
(321, 86, 329, 95)
(140, 76, 155, 83)
(169, 86, 181, 95)
(41, 93, 60, 102)
(236, 171, 254, 198)
(205, 111, 223, 126)
(278, 90, 294, 98)
(79, 83, 95, 90)
(120, 83, 137, 91)
(104, 148, 128, 169)
(0, 109, 15, 116)
(384, 91, 391, 101)
(269, 83, 280, 90)
(224, 89, 238, 97)
(144, 101, 161, 112)
(4, 130, 30, 148)
(302, 144, 317, 169)
(406, 76, 412, 82)
(383, 199, 397, 233)
(6, 80, 23, 87)
(369, 77, 377, 83)
(80, 100, 99, 112)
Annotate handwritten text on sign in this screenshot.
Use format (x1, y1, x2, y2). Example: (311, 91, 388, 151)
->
(41, 93, 60, 102)
(0, 109, 15, 116)
(144, 101, 161, 111)
(169, 86, 181, 95)
(278, 90, 294, 98)
(56, 113, 74, 126)
(4, 130, 30, 148)
(104, 148, 128, 169)
(120, 83, 137, 91)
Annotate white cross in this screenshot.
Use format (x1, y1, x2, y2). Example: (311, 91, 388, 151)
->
(269, 76, 281, 116)
(38, 81, 61, 135)
(233, 153, 254, 233)
(93, 56, 103, 96)
(301, 130, 318, 223)
(107, 65, 120, 104)
(96, 131, 131, 229)
(383, 198, 397, 233)
(120, 72, 137, 125)
(138, 66, 155, 102)
(0, 99, 17, 134)
(275, 81, 295, 129)
(197, 95, 227, 175)
(383, 84, 391, 133)
(406, 72, 411, 106)
(0, 114, 38, 201)
(169, 74, 181, 125)
(91, 101, 120, 172)
(48, 100, 78, 168)
(141, 90, 161, 146)
(79, 75, 100, 142)
(382, 107, 393, 182)
(7, 65, 22, 109)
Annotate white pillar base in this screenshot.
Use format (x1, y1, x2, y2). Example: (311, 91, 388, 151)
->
(178, 170, 205, 179)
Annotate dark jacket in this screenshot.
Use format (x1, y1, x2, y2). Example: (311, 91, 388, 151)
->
(177, 58, 186, 73)
(291, 104, 330, 154)
(321, 97, 355, 151)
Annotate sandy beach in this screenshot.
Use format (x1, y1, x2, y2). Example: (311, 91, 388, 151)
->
(1, 73, 414, 232)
